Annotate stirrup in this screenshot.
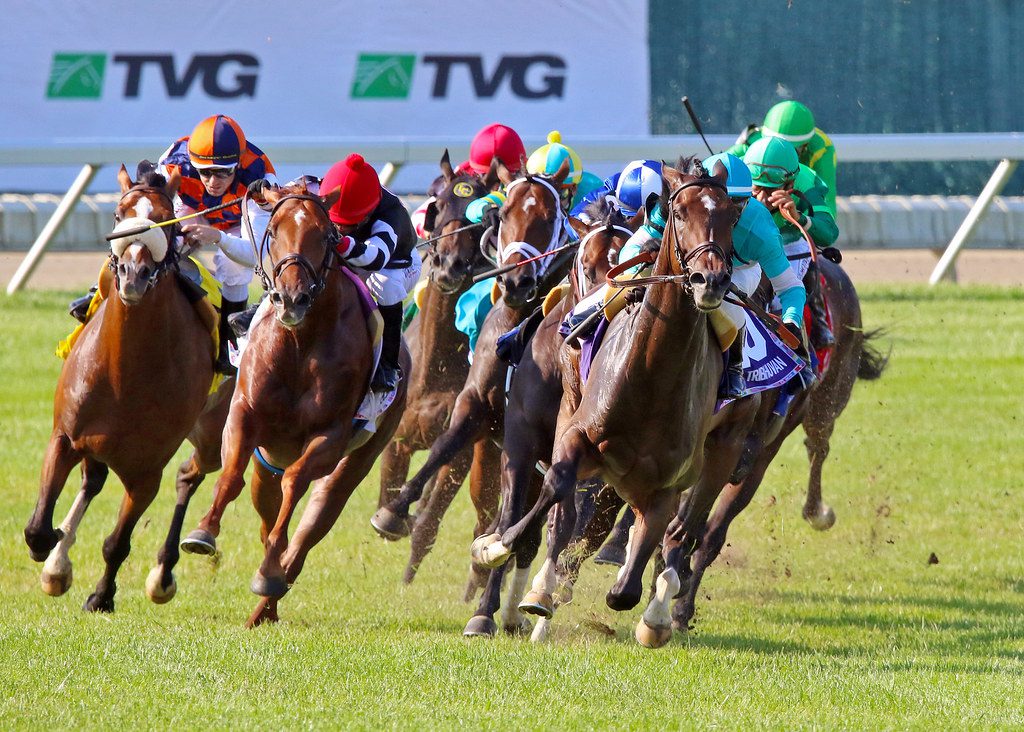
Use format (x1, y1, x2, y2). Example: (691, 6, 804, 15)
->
(371, 365, 401, 393)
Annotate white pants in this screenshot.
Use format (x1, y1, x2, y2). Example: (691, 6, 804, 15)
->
(214, 227, 255, 301)
(770, 240, 812, 312)
(366, 247, 423, 307)
(721, 263, 763, 331)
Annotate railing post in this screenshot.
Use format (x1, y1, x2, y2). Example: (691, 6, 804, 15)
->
(378, 162, 402, 187)
(929, 158, 1019, 286)
(6, 163, 100, 294)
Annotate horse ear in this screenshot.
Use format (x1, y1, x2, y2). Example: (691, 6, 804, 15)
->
(661, 163, 682, 202)
(320, 185, 342, 210)
(263, 185, 285, 206)
(484, 157, 501, 190)
(440, 148, 454, 182)
(164, 168, 181, 199)
(496, 159, 515, 186)
(567, 215, 588, 239)
(117, 164, 133, 193)
(552, 157, 571, 188)
(711, 160, 729, 186)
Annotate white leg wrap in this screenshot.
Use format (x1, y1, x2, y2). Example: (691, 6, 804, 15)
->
(502, 566, 532, 628)
(641, 567, 681, 630)
(43, 490, 91, 578)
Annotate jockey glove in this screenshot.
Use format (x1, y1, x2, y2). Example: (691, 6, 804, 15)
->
(481, 204, 501, 233)
(336, 235, 356, 258)
(247, 179, 269, 200)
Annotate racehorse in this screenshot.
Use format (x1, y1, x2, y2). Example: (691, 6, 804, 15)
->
(179, 181, 408, 627)
(473, 158, 762, 648)
(462, 198, 639, 638)
(376, 152, 493, 565)
(670, 261, 888, 628)
(370, 160, 578, 592)
(24, 163, 232, 612)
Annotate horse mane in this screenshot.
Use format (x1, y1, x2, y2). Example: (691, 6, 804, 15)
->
(134, 160, 168, 189)
(581, 196, 628, 228)
(675, 155, 707, 178)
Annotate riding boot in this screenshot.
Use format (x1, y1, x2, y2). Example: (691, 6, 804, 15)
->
(228, 299, 262, 339)
(804, 261, 835, 350)
(217, 297, 246, 376)
(69, 286, 98, 323)
(719, 326, 746, 400)
(371, 302, 403, 393)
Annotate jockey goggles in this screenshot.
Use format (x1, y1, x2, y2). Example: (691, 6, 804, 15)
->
(198, 166, 236, 180)
(749, 162, 797, 187)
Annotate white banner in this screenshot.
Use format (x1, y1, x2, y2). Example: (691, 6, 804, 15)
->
(1, 0, 649, 146)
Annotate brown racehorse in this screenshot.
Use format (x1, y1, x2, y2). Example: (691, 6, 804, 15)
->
(376, 152, 494, 572)
(474, 159, 763, 648)
(462, 198, 639, 638)
(24, 163, 232, 612)
(180, 182, 409, 627)
(370, 160, 577, 591)
(670, 261, 888, 628)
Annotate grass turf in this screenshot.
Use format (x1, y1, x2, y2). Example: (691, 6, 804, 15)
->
(0, 286, 1022, 729)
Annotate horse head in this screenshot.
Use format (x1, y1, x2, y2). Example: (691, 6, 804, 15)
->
(660, 157, 738, 312)
(495, 157, 572, 308)
(109, 162, 181, 304)
(568, 198, 642, 298)
(427, 150, 494, 293)
(260, 182, 341, 327)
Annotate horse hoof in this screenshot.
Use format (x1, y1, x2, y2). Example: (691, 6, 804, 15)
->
(41, 568, 72, 597)
(463, 615, 498, 638)
(593, 543, 627, 567)
(27, 529, 64, 563)
(635, 618, 673, 649)
(83, 593, 114, 614)
(606, 588, 641, 612)
(470, 533, 512, 569)
(180, 529, 217, 555)
(804, 504, 836, 531)
(370, 506, 412, 541)
(250, 571, 289, 598)
(503, 616, 533, 636)
(145, 566, 177, 604)
(518, 590, 554, 618)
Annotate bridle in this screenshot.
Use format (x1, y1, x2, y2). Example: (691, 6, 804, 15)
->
(244, 191, 340, 302)
(494, 174, 572, 279)
(108, 185, 180, 291)
(574, 222, 634, 299)
(608, 177, 734, 291)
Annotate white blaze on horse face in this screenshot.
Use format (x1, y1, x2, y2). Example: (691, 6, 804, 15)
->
(523, 195, 537, 213)
(294, 209, 307, 226)
(132, 196, 154, 220)
(701, 194, 717, 212)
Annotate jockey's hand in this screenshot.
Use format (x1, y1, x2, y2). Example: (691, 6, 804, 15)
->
(481, 204, 501, 232)
(247, 178, 270, 202)
(336, 235, 356, 257)
(769, 189, 799, 220)
(181, 223, 222, 248)
(783, 319, 807, 354)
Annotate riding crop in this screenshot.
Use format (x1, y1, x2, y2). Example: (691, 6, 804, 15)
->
(415, 221, 484, 250)
(471, 241, 578, 283)
(105, 196, 245, 241)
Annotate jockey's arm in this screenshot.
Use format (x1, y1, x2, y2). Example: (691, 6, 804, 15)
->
(220, 199, 267, 268)
(466, 191, 507, 223)
(759, 244, 806, 328)
(800, 187, 839, 248)
(339, 218, 396, 272)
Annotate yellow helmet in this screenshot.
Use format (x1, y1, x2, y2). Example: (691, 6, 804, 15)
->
(526, 131, 582, 187)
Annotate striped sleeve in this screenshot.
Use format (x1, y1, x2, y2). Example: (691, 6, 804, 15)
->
(346, 219, 396, 271)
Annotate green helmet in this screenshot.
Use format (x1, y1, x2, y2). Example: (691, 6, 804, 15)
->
(744, 137, 799, 189)
(761, 100, 815, 144)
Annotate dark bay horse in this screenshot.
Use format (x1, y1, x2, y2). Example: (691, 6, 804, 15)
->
(376, 152, 493, 554)
(370, 160, 577, 591)
(24, 164, 232, 612)
(671, 260, 888, 628)
(474, 159, 762, 648)
(180, 182, 408, 627)
(462, 199, 639, 638)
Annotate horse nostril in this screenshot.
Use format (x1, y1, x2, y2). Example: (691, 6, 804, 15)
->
(270, 292, 283, 305)
(138, 266, 151, 280)
(689, 272, 707, 287)
(295, 293, 311, 308)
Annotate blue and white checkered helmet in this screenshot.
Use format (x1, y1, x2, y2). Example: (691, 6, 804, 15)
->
(614, 160, 663, 215)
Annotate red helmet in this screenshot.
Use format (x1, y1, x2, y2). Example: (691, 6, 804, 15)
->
(188, 114, 246, 168)
(321, 154, 382, 225)
(468, 123, 525, 175)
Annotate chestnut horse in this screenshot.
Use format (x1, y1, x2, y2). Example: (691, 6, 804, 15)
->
(24, 163, 232, 612)
(376, 152, 494, 569)
(474, 159, 762, 648)
(370, 160, 577, 590)
(180, 182, 408, 627)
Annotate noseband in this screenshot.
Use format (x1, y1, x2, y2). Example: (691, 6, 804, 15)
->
(244, 192, 340, 302)
(665, 178, 734, 283)
(495, 175, 570, 277)
(108, 185, 180, 292)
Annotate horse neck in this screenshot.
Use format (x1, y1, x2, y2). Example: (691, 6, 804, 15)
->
(417, 284, 465, 361)
(100, 276, 185, 359)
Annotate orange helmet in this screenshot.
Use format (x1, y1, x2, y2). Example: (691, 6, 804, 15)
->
(187, 114, 247, 168)
(321, 154, 382, 225)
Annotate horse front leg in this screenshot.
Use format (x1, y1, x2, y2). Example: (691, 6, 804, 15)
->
(378, 437, 413, 510)
(40, 457, 108, 596)
(25, 431, 81, 562)
(84, 471, 161, 613)
(606, 488, 678, 615)
(146, 452, 208, 604)
(181, 405, 256, 555)
(462, 439, 502, 600)
(404, 446, 473, 585)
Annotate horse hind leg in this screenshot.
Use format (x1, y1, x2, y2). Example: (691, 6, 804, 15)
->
(377, 437, 413, 511)
(84, 472, 161, 613)
(41, 457, 108, 596)
(25, 432, 81, 562)
(462, 439, 502, 601)
(607, 488, 677, 616)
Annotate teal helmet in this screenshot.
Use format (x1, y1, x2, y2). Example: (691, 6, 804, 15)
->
(761, 100, 815, 144)
(743, 137, 799, 189)
(702, 152, 752, 198)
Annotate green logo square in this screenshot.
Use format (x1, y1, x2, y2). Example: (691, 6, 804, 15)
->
(351, 54, 415, 99)
(47, 53, 106, 99)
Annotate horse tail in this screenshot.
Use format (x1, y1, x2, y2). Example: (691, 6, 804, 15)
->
(857, 327, 890, 381)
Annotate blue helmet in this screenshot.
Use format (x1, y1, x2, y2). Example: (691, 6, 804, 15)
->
(701, 153, 752, 199)
(614, 159, 663, 215)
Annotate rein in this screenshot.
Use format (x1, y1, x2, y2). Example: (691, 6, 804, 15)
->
(243, 191, 340, 301)
(495, 175, 572, 276)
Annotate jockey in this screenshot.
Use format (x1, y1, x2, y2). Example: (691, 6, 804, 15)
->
(412, 123, 525, 238)
(744, 137, 838, 349)
(321, 154, 421, 392)
(68, 114, 276, 374)
(570, 159, 663, 221)
(568, 153, 806, 400)
(728, 100, 837, 214)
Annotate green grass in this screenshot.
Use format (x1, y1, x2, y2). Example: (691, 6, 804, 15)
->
(1, 286, 1022, 729)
